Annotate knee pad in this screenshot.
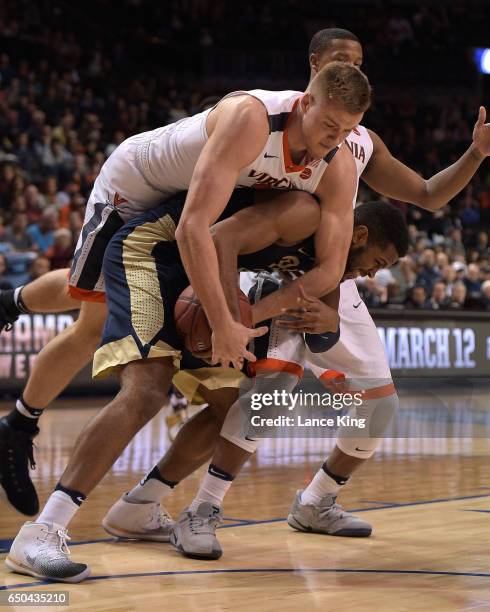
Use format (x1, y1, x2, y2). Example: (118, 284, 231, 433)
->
(220, 370, 299, 453)
(220, 400, 261, 453)
(336, 391, 399, 459)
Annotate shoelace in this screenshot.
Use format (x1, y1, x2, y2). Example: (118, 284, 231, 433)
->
(156, 508, 172, 528)
(317, 501, 347, 520)
(189, 513, 221, 534)
(56, 529, 71, 555)
(26, 441, 36, 470)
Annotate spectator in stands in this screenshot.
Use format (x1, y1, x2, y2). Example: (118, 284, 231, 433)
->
(445, 228, 466, 258)
(12, 133, 37, 179)
(463, 262, 482, 294)
(41, 138, 74, 179)
(0, 253, 12, 290)
(24, 184, 45, 224)
(27, 255, 51, 281)
(476, 231, 489, 258)
(3, 212, 36, 252)
(415, 249, 440, 293)
(404, 285, 431, 309)
(430, 281, 450, 309)
(448, 282, 468, 309)
(45, 228, 73, 269)
(480, 280, 490, 310)
(440, 264, 457, 297)
(27, 206, 58, 253)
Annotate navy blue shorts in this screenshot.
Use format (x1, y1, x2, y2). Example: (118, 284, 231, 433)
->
(92, 189, 257, 379)
(93, 197, 191, 378)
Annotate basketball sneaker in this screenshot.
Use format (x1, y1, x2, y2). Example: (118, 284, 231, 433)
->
(287, 490, 372, 537)
(5, 522, 90, 583)
(102, 494, 174, 541)
(170, 502, 223, 559)
(0, 289, 21, 332)
(0, 417, 39, 515)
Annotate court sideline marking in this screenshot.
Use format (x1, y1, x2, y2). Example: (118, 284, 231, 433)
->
(2, 491, 490, 590)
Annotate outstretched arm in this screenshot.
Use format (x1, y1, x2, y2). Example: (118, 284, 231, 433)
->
(362, 107, 490, 212)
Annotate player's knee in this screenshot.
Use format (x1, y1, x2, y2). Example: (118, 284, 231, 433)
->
(122, 383, 167, 421)
(336, 391, 399, 459)
(356, 391, 399, 432)
(200, 386, 238, 427)
(73, 303, 107, 345)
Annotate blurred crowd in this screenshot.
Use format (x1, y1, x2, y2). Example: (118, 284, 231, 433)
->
(0, 0, 489, 309)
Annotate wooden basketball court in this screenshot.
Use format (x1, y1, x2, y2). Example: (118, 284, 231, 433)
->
(1, 392, 490, 611)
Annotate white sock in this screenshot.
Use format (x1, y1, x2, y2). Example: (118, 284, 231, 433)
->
(188, 469, 233, 512)
(300, 466, 344, 506)
(36, 491, 81, 529)
(126, 475, 174, 504)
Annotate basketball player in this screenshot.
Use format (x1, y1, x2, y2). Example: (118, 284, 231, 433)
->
(6, 185, 407, 580)
(167, 29, 490, 554)
(94, 29, 490, 559)
(5, 61, 376, 580)
(2, 26, 489, 526)
(0, 61, 370, 515)
(99, 200, 408, 561)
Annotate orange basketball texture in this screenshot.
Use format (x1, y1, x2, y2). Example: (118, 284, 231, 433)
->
(175, 286, 252, 354)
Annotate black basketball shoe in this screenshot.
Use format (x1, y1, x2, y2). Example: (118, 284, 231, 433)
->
(0, 417, 39, 515)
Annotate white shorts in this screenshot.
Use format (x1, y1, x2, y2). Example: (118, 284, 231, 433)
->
(306, 279, 392, 388)
(68, 138, 170, 301)
(242, 274, 392, 388)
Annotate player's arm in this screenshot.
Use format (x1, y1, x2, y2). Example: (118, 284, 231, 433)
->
(175, 96, 269, 367)
(211, 203, 284, 321)
(363, 108, 490, 212)
(211, 195, 320, 319)
(251, 147, 356, 325)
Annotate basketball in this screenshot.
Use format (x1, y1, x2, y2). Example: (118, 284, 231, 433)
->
(175, 286, 253, 354)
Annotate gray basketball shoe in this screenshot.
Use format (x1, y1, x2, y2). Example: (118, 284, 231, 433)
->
(170, 502, 223, 559)
(287, 490, 372, 537)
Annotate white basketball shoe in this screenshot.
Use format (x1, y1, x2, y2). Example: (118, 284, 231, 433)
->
(5, 521, 90, 583)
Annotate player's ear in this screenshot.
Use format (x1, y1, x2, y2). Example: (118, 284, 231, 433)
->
(300, 93, 311, 113)
(352, 225, 368, 247)
(309, 53, 319, 76)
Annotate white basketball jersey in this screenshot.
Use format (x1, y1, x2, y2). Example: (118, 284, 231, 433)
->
(128, 89, 339, 199)
(344, 124, 373, 206)
(227, 90, 339, 192)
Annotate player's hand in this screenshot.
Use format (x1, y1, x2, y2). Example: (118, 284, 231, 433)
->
(472, 106, 490, 158)
(276, 286, 339, 334)
(211, 321, 268, 369)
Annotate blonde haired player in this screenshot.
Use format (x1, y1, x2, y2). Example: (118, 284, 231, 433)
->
(98, 29, 490, 559)
(6, 64, 373, 582)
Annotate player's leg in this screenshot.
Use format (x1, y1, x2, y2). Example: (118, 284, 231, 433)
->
(102, 384, 238, 540)
(0, 300, 107, 516)
(6, 357, 175, 583)
(171, 273, 305, 559)
(171, 367, 299, 559)
(0, 268, 80, 331)
(0, 144, 163, 516)
(288, 279, 397, 536)
(6, 209, 182, 582)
